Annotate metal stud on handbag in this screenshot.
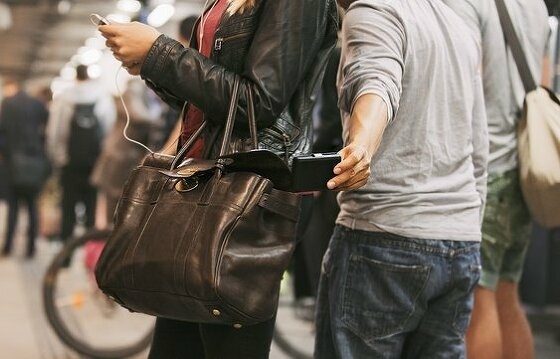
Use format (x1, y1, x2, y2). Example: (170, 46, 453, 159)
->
(94, 78, 301, 326)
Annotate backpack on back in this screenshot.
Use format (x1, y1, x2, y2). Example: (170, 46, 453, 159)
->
(67, 103, 102, 169)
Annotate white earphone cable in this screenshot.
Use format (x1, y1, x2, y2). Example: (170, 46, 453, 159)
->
(115, 66, 155, 154)
(112, 0, 218, 155)
(199, 0, 219, 50)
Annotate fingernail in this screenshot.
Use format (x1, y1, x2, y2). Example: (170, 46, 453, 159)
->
(327, 181, 336, 189)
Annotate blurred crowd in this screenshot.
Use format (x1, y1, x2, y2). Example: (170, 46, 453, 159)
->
(0, 65, 172, 257)
(0, 14, 199, 261)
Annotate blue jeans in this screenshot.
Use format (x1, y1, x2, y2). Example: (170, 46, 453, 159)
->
(314, 226, 480, 359)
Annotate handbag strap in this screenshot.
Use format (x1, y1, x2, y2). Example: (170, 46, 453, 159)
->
(247, 88, 258, 148)
(218, 77, 242, 157)
(172, 77, 259, 169)
(494, 0, 538, 93)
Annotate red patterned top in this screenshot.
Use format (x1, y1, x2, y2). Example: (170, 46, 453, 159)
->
(181, 0, 229, 157)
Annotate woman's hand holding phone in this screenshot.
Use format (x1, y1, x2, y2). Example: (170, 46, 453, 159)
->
(90, 13, 110, 26)
(90, 14, 161, 75)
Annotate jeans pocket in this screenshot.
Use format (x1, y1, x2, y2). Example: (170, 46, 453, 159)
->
(341, 253, 430, 343)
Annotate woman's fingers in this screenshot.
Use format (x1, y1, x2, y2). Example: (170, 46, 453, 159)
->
(98, 22, 161, 71)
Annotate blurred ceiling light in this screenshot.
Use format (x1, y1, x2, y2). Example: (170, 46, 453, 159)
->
(87, 64, 102, 79)
(147, 4, 175, 27)
(60, 64, 76, 80)
(117, 0, 142, 13)
(151, 0, 176, 5)
(70, 54, 81, 65)
(57, 0, 72, 15)
(78, 48, 103, 66)
(0, 3, 12, 30)
(85, 36, 106, 51)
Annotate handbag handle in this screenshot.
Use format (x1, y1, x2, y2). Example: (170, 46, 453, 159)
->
(218, 77, 242, 157)
(494, 0, 538, 93)
(172, 77, 258, 169)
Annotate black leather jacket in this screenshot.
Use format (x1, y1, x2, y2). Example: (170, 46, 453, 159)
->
(140, 0, 338, 164)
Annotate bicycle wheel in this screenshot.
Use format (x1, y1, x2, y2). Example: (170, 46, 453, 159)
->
(43, 229, 154, 359)
(273, 272, 314, 359)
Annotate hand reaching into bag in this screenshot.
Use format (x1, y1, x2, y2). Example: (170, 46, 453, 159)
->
(326, 144, 371, 191)
(98, 22, 162, 75)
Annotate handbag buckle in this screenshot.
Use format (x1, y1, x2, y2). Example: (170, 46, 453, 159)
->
(175, 177, 199, 192)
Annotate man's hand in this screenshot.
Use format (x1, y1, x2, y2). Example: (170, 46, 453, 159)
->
(326, 93, 389, 191)
(327, 145, 371, 191)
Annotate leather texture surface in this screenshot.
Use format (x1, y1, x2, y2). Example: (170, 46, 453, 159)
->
(95, 152, 300, 325)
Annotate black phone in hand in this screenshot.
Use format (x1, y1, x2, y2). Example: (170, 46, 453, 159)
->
(291, 153, 340, 192)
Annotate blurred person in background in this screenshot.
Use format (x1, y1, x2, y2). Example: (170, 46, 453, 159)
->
(0, 77, 49, 258)
(90, 76, 163, 227)
(442, 1, 550, 358)
(33, 84, 59, 240)
(46, 64, 116, 246)
(0, 84, 7, 203)
(35, 85, 53, 110)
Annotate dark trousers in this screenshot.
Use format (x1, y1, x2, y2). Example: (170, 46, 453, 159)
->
(293, 194, 315, 298)
(293, 191, 339, 298)
(300, 190, 339, 295)
(3, 186, 39, 256)
(148, 316, 276, 359)
(60, 167, 97, 240)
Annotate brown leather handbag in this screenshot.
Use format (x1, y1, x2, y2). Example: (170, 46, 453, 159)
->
(94, 79, 301, 327)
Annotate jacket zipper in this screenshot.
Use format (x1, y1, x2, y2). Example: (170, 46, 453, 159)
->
(265, 126, 292, 162)
(214, 32, 251, 51)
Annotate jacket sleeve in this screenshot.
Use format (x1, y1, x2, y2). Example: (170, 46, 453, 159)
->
(140, 0, 334, 131)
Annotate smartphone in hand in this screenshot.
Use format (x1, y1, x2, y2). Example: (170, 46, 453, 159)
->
(90, 13, 111, 26)
(291, 153, 341, 192)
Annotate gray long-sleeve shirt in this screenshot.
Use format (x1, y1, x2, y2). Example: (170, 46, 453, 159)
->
(336, 0, 488, 241)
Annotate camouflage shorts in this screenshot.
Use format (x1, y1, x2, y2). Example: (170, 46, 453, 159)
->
(479, 169, 531, 290)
